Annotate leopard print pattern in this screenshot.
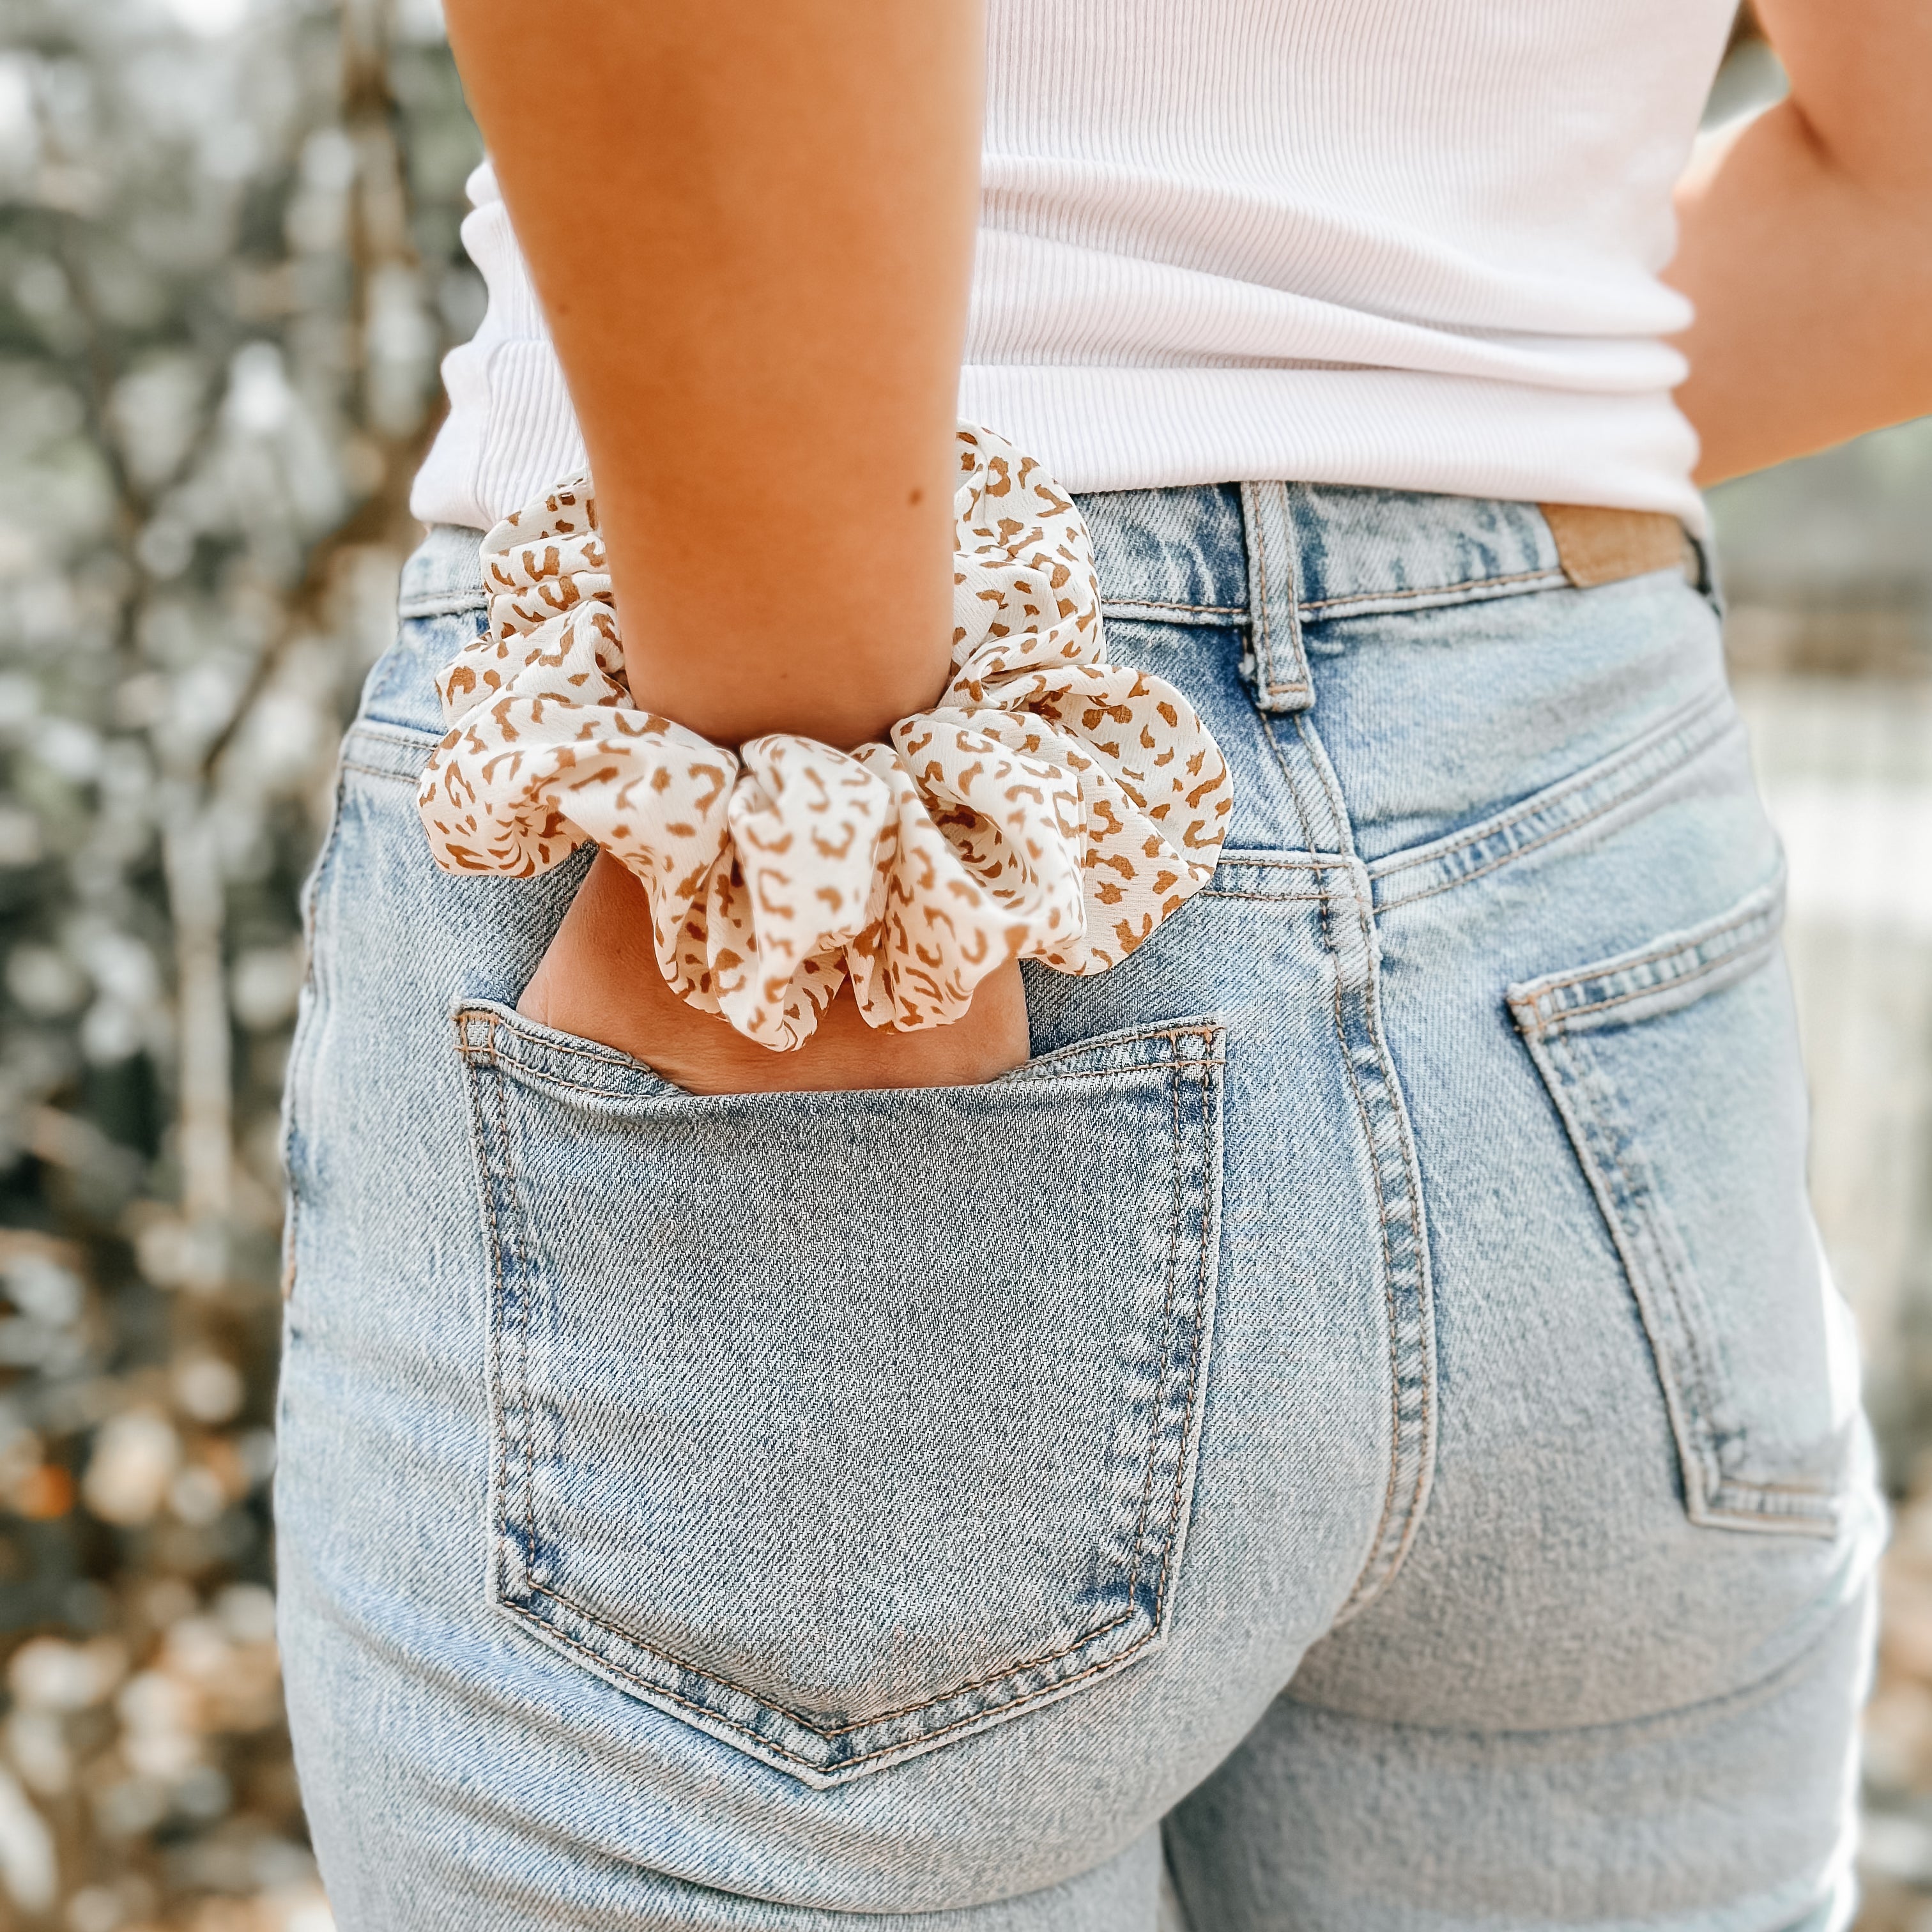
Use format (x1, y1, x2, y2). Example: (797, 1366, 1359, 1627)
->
(417, 424, 1233, 1050)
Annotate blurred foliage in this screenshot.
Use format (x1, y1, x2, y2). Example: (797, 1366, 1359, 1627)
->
(0, 0, 476, 1920)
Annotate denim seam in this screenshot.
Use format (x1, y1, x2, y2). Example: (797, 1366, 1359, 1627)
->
(1200, 890, 1331, 903)
(1525, 943, 1770, 1029)
(1257, 712, 1325, 853)
(1351, 875, 1435, 1601)
(500, 1054, 547, 1595)
(519, 1565, 1144, 1741)
(459, 1011, 656, 1078)
(1329, 869, 1437, 1623)
(278, 761, 348, 1300)
(469, 1059, 518, 1618)
(345, 724, 442, 751)
(339, 761, 422, 786)
(1512, 903, 1781, 1027)
(462, 1009, 1221, 1086)
(1151, 1048, 1215, 1660)
(475, 1032, 1220, 1772)
(455, 1013, 682, 1102)
(1373, 685, 1726, 877)
(1112, 1056, 1189, 1672)
(1369, 689, 1732, 907)
(1292, 708, 1357, 856)
(1382, 781, 1699, 913)
(457, 1045, 1223, 1104)
(340, 723, 442, 785)
(1231, 706, 1433, 1611)
(1101, 598, 1248, 627)
(489, 1052, 1209, 1766)
(1317, 877, 1407, 1611)
(1535, 1027, 1832, 1531)
(1538, 1025, 1731, 1514)
(397, 590, 487, 618)
(1015, 1023, 1220, 1068)
(457, 1004, 1213, 1097)
(1511, 901, 1837, 1537)
(1206, 850, 1356, 891)
(478, 1036, 550, 1597)
(1300, 564, 1567, 613)
(1147, 1054, 1216, 1655)
(1208, 852, 1350, 870)
(502, 1588, 1169, 1776)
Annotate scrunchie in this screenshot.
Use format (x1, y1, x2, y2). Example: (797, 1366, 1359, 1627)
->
(417, 424, 1232, 1050)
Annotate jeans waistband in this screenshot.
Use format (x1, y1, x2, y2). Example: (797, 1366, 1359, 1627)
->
(399, 482, 1714, 719)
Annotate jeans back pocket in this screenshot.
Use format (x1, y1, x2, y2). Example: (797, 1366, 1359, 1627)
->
(457, 1006, 1224, 1785)
(1508, 871, 1860, 1537)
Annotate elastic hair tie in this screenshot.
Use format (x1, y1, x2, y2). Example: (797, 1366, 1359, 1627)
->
(417, 424, 1233, 1051)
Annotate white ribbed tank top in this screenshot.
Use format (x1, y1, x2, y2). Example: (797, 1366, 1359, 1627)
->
(410, 0, 1738, 533)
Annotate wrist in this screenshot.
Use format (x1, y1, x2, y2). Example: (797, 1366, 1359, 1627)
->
(599, 476, 959, 751)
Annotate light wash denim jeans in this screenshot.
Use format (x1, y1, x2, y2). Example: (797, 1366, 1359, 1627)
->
(277, 481, 1883, 1930)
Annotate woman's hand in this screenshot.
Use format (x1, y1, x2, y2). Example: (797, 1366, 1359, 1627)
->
(518, 853, 1029, 1095)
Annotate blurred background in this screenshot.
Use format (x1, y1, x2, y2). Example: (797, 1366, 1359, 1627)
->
(0, 0, 1922, 1925)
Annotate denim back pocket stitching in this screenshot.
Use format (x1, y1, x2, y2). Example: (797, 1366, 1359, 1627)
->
(1508, 868, 1843, 1537)
(1369, 684, 1736, 911)
(496, 1055, 1211, 1739)
(476, 1024, 1217, 1775)
(505, 1034, 1212, 1703)
(460, 1008, 1224, 1785)
(456, 1004, 1223, 1099)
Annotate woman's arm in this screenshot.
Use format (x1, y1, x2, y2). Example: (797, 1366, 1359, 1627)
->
(1667, 0, 1932, 485)
(443, 0, 981, 748)
(442, 0, 1026, 1093)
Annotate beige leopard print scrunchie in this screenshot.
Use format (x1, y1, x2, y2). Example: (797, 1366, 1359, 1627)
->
(417, 424, 1233, 1050)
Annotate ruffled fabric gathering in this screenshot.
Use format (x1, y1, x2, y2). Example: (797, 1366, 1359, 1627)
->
(416, 424, 1232, 1050)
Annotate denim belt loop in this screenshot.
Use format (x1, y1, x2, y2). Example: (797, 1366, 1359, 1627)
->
(1238, 480, 1315, 714)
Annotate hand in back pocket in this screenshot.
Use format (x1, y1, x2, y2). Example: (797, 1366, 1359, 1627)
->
(517, 851, 1032, 1093)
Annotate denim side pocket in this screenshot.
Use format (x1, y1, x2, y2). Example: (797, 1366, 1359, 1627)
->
(456, 1004, 1224, 1786)
(1508, 870, 1859, 1537)
(277, 767, 342, 1303)
(277, 730, 367, 1303)
(280, 691, 459, 1303)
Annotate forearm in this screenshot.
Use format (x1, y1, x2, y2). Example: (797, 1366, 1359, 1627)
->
(1669, 103, 1932, 484)
(1666, 0, 1932, 486)
(441, 0, 984, 750)
(448, 0, 1022, 1086)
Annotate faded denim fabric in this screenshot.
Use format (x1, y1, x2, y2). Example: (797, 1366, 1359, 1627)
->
(276, 481, 1882, 1930)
